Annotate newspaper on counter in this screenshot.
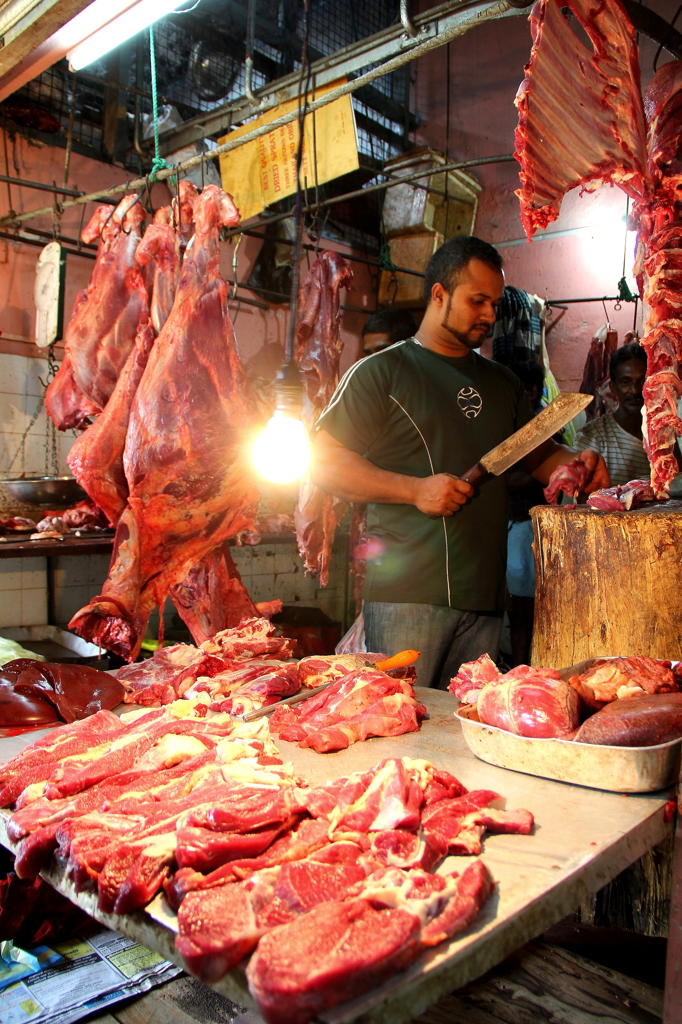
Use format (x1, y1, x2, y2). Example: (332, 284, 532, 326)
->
(0, 927, 180, 1024)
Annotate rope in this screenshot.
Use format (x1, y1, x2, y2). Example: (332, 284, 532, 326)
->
(148, 26, 167, 183)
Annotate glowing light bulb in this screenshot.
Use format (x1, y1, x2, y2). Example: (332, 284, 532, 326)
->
(252, 411, 311, 484)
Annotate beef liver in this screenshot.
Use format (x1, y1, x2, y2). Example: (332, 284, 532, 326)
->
(575, 692, 682, 746)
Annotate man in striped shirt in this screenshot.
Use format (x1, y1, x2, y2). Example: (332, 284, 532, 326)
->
(572, 343, 650, 486)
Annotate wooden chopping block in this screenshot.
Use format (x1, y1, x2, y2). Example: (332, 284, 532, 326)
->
(530, 501, 682, 667)
(531, 501, 682, 939)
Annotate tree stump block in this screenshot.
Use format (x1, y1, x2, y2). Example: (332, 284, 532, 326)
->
(530, 502, 682, 937)
(531, 502, 682, 667)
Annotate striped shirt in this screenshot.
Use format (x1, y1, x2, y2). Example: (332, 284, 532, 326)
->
(573, 412, 650, 487)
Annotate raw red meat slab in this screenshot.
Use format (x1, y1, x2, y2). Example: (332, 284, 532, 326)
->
(448, 653, 501, 702)
(69, 186, 262, 661)
(294, 251, 353, 587)
(68, 321, 156, 527)
(543, 458, 592, 504)
(46, 195, 149, 429)
(270, 667, 425, 752)
(477, 665, 580, 738)
(246, 860, 494, 1024)
(514, 0, 649, 239)
(170, 542, 261, 646)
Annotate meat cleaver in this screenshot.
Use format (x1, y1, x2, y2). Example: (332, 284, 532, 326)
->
(460, 391, 592, 486)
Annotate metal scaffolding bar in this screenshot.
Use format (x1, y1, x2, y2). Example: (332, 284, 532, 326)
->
(0, 0, 516, 228)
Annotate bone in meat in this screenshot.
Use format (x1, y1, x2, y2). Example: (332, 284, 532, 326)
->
(514, 0, 649, 240)
(633, 62, 682, 495)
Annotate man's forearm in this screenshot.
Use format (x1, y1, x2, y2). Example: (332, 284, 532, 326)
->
(312, 444, 419, 504)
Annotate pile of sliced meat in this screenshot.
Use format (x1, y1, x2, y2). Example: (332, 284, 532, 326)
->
(270, 666, 426, 753)
(514, 0, 682, 495)
(0, 710, 532, 1024)
(115, 619, 425, 753)
(449, 654, 682, 746)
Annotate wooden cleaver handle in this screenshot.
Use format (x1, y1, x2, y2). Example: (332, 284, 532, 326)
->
(460, 462, 486, 486)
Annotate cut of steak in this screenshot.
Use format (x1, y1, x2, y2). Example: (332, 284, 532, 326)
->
(246, 860, 494, 1024)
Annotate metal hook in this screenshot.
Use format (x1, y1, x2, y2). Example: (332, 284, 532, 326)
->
(400, 0, 418, 37)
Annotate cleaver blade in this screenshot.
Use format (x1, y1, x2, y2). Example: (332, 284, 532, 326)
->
(460, 391, 592, 485)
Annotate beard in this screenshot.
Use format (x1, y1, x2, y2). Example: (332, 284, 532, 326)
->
(440, 294, 489, 349)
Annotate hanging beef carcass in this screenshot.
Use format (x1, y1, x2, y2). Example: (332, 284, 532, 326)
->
(170, 542, 264, 645)
(69, 185, 262, 661)
(136, 182, 199, 334)
(514, 0, 649, 239)
(46, 195, 149, 430)
(633, 62, 682, 495)
(294, 251, 353, 587)
(67, 184, 199, 527)
(67, 322, 155, 526)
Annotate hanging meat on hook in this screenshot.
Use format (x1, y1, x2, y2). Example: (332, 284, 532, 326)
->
(67, 184, 200, 526)
(294, 251, 353, 588)
(513, 0, 682, 494)
(69, 185, 262, 661)
(46, 195, 149, 430)
(514, 0, 649, 239)
(632, 61, 682, 495)
(136, 181, 199, 333)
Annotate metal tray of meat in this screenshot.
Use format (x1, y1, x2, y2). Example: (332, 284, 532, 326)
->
(455, 703, 682, 792)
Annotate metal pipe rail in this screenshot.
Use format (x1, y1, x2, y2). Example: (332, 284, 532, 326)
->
(0, 0, 520, 228)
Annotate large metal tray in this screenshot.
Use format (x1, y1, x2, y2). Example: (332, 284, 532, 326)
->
(456, 703, 682, 793)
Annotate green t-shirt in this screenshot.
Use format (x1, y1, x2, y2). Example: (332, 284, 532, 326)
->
(317, 338, 534, 610)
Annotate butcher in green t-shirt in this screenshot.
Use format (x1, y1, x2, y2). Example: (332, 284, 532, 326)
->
(313, 237, 609, 688)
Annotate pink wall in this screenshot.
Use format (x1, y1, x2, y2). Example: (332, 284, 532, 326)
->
(0, 129, 373, 377)
(410, 0, 680, 389)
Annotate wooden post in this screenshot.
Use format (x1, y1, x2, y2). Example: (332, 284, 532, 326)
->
(531, 502, 682, 667)
(663, 792, 682, 1022)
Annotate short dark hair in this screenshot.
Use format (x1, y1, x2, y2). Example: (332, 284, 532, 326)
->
(423, 236, 503, 306)
(361, 308, 418, 342)
(610, 342, 647, 380)
(508, 358, 545, 394)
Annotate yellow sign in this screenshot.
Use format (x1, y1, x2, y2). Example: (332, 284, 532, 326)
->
(219, 80, 359, 222)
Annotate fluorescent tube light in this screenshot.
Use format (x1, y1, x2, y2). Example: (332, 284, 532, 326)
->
(67, 0, 185, 71)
